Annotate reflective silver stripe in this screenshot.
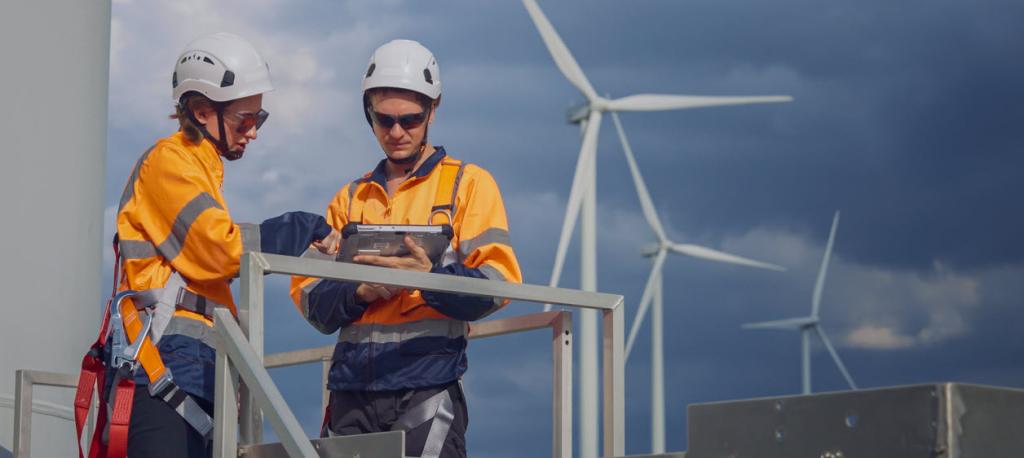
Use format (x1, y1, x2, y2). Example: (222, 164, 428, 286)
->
(155, 192, 224, 261)
(161, 315, 217, 349)
(477, 263, 508, 282)
(458, 227, 511, 257)
(337, 319, 467, 345)
(391, 389, 455, 458)
(477, 263, 508, 318)
(119, 239, 158, 259)
(301, 279, 341, 334)
(117, 146, 156, 212)
(299, 278, 323, 318)
(346, 179, 363, 221)
(239, 222, 261, 253)
(449, 163, 466, 210)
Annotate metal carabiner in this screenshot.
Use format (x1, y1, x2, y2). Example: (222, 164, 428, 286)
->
(106, 290, 152, 372)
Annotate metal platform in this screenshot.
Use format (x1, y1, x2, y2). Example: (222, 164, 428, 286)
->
(240, 431, 404, 458)
(686, 382, 1024, 458)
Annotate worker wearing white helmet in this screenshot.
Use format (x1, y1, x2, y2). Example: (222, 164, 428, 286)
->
(79, 33, 339, 458)
(291, 39, 522, 458)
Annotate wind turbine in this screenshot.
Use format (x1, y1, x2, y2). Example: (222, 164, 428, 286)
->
(742, 211, 858, 394)
(520, 0, 792, 455)
(612, 112, 785, 453)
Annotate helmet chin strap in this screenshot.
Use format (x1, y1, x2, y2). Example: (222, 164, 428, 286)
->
(184, 102, 240, 161)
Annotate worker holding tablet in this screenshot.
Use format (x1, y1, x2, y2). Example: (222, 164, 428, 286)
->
(289, 39, 522, 458)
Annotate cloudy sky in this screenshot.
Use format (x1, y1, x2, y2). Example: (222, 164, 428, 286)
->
(104, 0, 1024, 455)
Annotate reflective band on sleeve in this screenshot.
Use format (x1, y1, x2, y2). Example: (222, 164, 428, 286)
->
(458, 227, 511, 257)
(390, 389, 455, 458)
(119, 239, 158, 259)
(156, 192, 224, 261)
(337, 319, 467, 345)
(239, 222, 261, 253)
(117, 146, 156, 212)
(477, 263, 508, 282)
(477, 263, 508, 317)
(299, 278, 323, 317)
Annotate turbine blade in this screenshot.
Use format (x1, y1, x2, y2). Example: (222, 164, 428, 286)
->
(814, 326, 858, 390)
(811, 211, 840, 317)
(669, 243, 786, 271)
(521, 0, 598, 101)
(606, 94, 792, 112)
(543, 111, 602, 311)
(625, 249, 669, 360)
(741, 316, 817, 331)
(611, 112, 667, 242)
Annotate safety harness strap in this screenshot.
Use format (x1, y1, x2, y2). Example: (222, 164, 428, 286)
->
(77, 236, 219, 458)
(151, 380, 215, 438)
(429, 159, 464, 225)
(390, 388, 456, 458)
(131, 281, 228, 318)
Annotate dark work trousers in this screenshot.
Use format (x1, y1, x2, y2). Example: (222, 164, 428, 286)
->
(326, 380, 468, 458)
(126, 385, 212, 458)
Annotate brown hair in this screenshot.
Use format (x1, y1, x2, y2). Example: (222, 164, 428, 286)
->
(169, 93, 216, 144)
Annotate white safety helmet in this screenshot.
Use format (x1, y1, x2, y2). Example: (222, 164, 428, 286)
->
(361, 39, 441, 101)
(172, 32, 273, 104)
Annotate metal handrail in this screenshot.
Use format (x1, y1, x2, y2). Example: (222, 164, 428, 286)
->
(11, 370, 93, 458)
(224, 252, 625, 457)
(263, 310, 574, 457)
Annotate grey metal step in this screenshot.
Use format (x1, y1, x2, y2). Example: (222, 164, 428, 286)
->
(240, 431, 404, 458)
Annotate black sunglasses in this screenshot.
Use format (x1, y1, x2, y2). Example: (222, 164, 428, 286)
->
(367, 108, 428, 130)
(225, 109, 270, 134)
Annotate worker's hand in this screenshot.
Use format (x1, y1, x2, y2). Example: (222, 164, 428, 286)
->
(355, 283, 403, 303)
(353, 236, 432, 273)
(312, 228, 341, 255)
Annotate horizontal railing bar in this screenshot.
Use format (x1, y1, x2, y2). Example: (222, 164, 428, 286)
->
(263, 311, 571, 369)
(0, 396, 75, 421)
(468, 310, 564, 340)
(19, 370, 78, 388)
(257, 253, 622, 311)
(265, 346, 331, 369)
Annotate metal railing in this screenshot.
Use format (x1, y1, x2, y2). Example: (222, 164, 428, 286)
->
(225, 252, 625, 457)
(11, 370, 92, 458)
(262, 309, 574, 457)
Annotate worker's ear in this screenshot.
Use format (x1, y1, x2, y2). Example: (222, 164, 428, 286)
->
(191, 105, 214, 127)
(427, 97, 440, 125)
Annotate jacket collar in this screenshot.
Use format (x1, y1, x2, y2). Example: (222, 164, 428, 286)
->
(366, 146, 447, 190)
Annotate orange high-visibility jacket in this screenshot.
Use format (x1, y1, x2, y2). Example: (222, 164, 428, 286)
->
(290, 148, 522, 391)
(116, 132, 259, 399)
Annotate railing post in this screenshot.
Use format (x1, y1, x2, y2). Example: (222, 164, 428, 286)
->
(213, 333, 240, 458)
(602, 301, 625, 457)
(552, 312, 573, 458)
(238, 252, 266, 445)
(321, 357, 331, 418)
(13, 370, 32, 458)
(213, 308, 318, 457)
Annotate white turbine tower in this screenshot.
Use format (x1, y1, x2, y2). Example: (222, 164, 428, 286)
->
(520, 0, 792, 455)
(611, 112, 785, 453)
(743, 211, 858, 394)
